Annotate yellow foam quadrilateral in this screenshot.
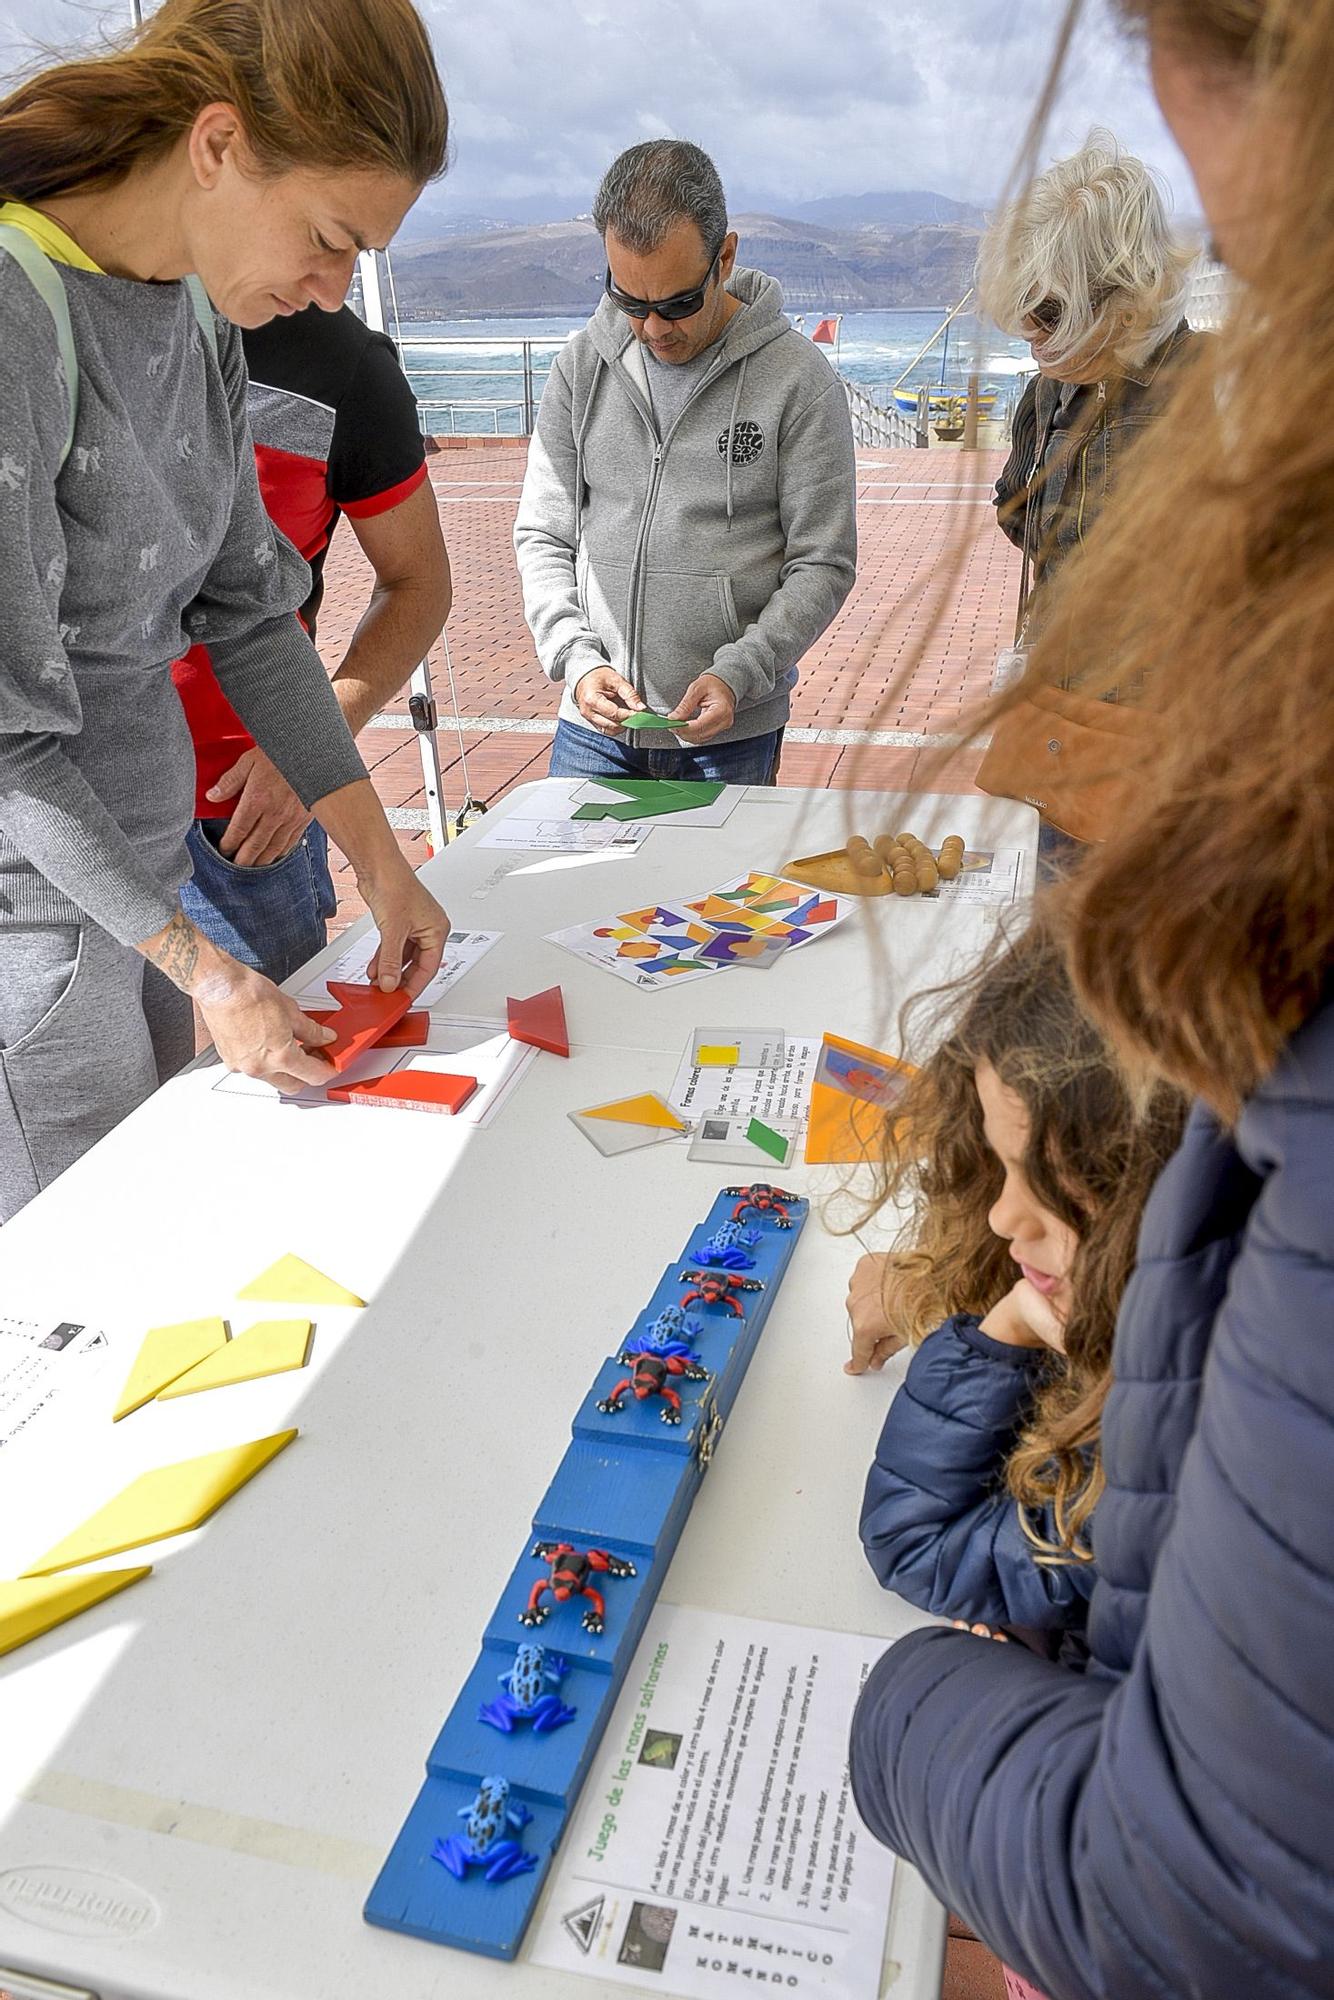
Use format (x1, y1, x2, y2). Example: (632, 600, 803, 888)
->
(157, 1321, 314, 1400)
(113, 1316, 229, 1421)
(697, 1045, 740, 1066)
(581, 1093, 686, 1131)
(0, 1568, 153, 1659)
(21, 1430, 298, 1578)
(237, 1255, 364, 1308)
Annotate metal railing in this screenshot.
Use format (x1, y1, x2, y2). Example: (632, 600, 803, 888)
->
(840, 375, 923, 449)
(394, 334, 566, 436)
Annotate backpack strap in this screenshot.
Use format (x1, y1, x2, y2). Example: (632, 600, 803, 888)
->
(0, 224, 79, 468)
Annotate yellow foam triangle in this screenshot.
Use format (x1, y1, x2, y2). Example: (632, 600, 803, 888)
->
(581, 1093, 686, 1131)
(0, 1568, 152, 1659)
(113, 1316, 229, 1421)
(237, 1255, 364, 1308)
(21, 1431, 298, 1577)
(157, 1321, 314, 1400)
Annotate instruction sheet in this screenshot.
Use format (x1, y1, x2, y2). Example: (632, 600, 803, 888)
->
(667, 1032, 824, 1132)
(532, 1603, 895, 1999)
(293, 926, 500, 1009)
(0, 1313, 111, 1456)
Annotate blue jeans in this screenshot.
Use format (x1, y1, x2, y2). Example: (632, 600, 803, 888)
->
(181, 818, 337, 986)
(550, 717, 785, 786)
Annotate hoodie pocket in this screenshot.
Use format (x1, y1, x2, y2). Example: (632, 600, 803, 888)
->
(639, 567, 743, 674)
(580, 556, 634, 670)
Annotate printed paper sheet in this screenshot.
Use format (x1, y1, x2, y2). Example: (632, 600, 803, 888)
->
(531, 1603, 896, 1999)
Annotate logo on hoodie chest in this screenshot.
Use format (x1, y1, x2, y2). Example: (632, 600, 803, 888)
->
(717, 419, 765, 467)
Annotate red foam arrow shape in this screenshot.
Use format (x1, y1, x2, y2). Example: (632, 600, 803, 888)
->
(309, 1007, 429, 1050)
(319, 980, 414, 1073)
(506, 985, 570, 1057)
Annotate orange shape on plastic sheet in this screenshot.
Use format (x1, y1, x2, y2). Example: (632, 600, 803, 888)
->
(804, 1032, 916, 1166)
(308, 1008, 428, 1049)
(328, 1069, 478, 1115)
(319, 981, 413, 1073)
(507, 986, 570, 1057)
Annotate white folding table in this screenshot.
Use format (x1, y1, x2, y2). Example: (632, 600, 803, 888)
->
(0, 781, 1036, 2000)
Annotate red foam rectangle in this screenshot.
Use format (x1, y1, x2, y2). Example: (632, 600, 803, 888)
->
(328, 1070, 478, 1115)
(506, 984, 569, 1057)
(320, 980, 414, 1073)
(309, 1008, 429, 1049)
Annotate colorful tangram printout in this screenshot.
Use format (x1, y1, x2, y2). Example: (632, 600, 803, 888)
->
(545, 873, 852, 991)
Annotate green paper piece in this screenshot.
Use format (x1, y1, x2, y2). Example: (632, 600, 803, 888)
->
(573, 778, 725, 822)
(621, 712, 678, 731)
(746, 1116, 791, 1164)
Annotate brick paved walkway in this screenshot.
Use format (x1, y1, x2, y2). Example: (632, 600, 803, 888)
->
(321, 439, 1018, 930)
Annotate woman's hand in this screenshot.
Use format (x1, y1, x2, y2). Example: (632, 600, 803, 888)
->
(362, 864, 450, 998)
(980, 1278, 1066, 1353)
(844, 1251, 912, 1375)
(196, 964, 340, 1094)
(140, 910, 337, 1094)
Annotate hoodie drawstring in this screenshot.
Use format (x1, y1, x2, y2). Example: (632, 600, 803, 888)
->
(723, 356, 748, 527)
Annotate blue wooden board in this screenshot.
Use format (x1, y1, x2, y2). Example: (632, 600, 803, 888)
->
(365, 1183, 808, 1963)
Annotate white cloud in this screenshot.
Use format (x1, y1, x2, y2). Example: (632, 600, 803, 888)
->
(0, 0, 1198, 221)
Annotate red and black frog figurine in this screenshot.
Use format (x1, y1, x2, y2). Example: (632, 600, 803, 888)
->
(520, 1542, 637, 1636)
(723, 1182, 801, 1229)
(677, 1268, 765, 1319)
(599, 1349, 709, 1426)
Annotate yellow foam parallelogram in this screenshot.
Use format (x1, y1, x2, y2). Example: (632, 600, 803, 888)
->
(237, 1255, 364, 1308)
(580, 1093, 686, 1131)
(697, 1045, 740, 1067)
(0, 1568, 153, 1659)
(157, 1321, 314, 1400)
(21, 1431, 298, 1578)
(113, 1316, 229, 1421)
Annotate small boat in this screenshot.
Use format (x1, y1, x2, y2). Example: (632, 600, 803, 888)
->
(891, 386, 999, 417)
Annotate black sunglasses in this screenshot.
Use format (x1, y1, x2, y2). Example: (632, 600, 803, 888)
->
(605, 246, 723, 322)
(1027, 288, 1114, 334)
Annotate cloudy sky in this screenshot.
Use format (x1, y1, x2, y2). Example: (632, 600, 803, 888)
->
(0, 0, 1197, 226)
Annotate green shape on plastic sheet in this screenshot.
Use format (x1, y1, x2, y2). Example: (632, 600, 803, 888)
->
(746, 1117, 791, 1164)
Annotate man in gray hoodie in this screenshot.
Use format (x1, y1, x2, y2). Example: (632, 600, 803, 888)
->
(514, 141, 857, 785)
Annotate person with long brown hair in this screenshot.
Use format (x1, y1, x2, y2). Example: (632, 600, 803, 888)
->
(0, 0, 450, 1218)
(849, 3, 1334, 1997)
(847, 922, 1185, 1637)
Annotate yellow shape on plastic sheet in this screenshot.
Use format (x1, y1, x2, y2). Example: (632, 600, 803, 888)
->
(580, 1094, 687, 1131)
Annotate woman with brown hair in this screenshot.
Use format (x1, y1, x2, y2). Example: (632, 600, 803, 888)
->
(850, 2, 1334, 1996)
(0, 0, 450, 1217)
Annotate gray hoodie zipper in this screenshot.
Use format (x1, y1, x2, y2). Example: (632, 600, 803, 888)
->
(619, 341, 736, 687)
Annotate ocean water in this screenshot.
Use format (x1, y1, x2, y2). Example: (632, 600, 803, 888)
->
(392, 310, 1034, 436)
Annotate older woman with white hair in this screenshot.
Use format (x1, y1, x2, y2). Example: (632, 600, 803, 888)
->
(984, 129, 1198, 618)
(976, 132, 1202, 864)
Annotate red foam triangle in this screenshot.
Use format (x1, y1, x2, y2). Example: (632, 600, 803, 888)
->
(327, 1070, 478, 1114)
(507, 985, 569, 1057)
(309, 1008, 429, 1049)
(319, 981, 414, 1073)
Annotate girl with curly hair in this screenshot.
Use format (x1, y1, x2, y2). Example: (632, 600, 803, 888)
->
(847, 920, 1186, 1641)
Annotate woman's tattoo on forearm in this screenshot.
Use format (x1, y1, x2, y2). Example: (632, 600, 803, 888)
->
(148, 909, 201, 991)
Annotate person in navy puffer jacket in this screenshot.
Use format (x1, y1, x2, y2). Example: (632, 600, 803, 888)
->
(845, 924, 1185, 1647)
(849, 3, 1334, 1994)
